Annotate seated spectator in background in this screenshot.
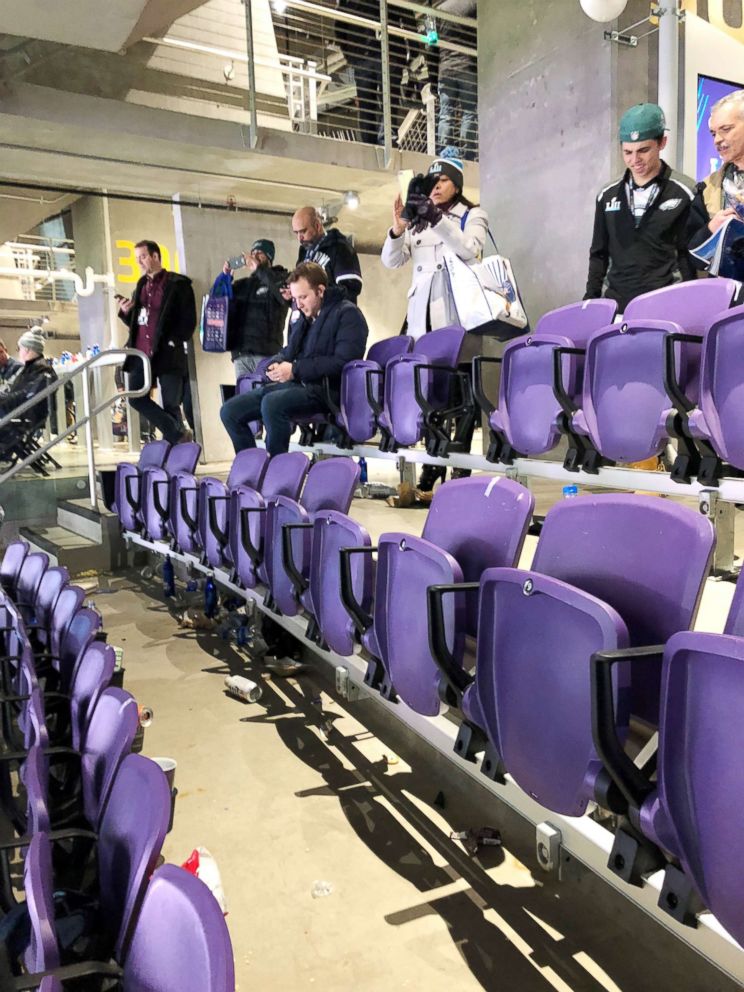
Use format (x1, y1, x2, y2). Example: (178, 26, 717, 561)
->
(220, 262, 367, 457)
(223, 239, 290, 379)
(0, 327, 57, 428)
(689, 89, 744, 256)
(435, 0, 478, 161)
(117, 240, 196, 446)
(0, 339, 21, 393)
(585, 102, 695, 313)
(292, 207, 363, 303)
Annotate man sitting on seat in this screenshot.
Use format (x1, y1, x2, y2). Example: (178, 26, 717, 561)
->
(0, 327, 57, 429)
(220, 262, 367, 456)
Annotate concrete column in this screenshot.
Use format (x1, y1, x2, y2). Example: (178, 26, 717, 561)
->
(478, 0, 657, 322)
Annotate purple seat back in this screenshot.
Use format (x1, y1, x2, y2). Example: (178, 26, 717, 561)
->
(378, 533, 464, 715)
(265, 459, 360, 615)
(23, 831, 60, 976)
(340, 337, 413, 443)
(49, 584, 85, 657)
(384, 326, 466, 446)
(490, 333, 577, 456)
(170, 471, 200, 554)
(227, 448, 269, 490)
(623, 278, 737, 400)
(577, 319, 680, 463)
(124, 863, 235, 992)
(422, 477, 535, 631)
(476, 568, 629, 815)
(654, 631, 744, 945)
(312, 512, 372, 656)
(29, 566, 69, 638)
(200, 478, 231, 569)
(24, 743, 51, 837)
(691, 304, 744, 471)
(533, 494, 715, 723)
(81, 687, 139, 828)
(98, 753, 171, 959)
(262, 452, 310, 499)
(534, 298, 618, 345)
(70, 641, 116, 752)
(16, 551, 49, 607)
(0, 538, 28, 592)
(228, 488, 265, 589)
(164, 441, 201, 474)
(58, 606, 102, 692)
(142, 443, 201, 541)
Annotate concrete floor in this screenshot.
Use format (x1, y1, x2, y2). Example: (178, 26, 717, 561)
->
(91, 482, 742, 992)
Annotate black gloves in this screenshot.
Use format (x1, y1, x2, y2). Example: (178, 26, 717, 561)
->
(407, 193, 443, 234)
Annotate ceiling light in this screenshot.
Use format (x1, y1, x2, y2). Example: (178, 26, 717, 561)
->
(343, 190, 360, 210)
(579, 0, 628, 22)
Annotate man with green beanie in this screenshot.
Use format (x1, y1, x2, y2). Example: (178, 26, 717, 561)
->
(0, 326, 57, 428)
(221, 238, 290, 379)
(585, 103, 696, 312)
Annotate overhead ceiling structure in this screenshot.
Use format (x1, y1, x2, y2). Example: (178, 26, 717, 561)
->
(0, 184, 77, 245)
(0, 0, 204, 53)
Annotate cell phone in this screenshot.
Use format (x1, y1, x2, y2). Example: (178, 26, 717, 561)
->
(114, 293, 127, 302)
(398, 169, 415, 202)
(227, 254, 246, 271)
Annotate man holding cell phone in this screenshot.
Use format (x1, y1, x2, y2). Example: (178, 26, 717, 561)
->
(117, 240, 196, 445)
(220, 239, 290, 379)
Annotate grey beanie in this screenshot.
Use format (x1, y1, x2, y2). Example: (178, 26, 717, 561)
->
(18, 326, 45, 355)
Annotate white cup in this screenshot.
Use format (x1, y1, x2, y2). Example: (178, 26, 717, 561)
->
(152, 756, 177, 790)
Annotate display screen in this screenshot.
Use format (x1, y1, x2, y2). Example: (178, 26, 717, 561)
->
(697, 74, 742, 180)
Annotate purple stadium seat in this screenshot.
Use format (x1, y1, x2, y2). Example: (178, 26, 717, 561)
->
(342, 477, 534, 713)
(311, 512, 373, 656)
(140, 443, 201, 542)
(0, 538, 29, 595)
(68, 642, 116, 752)
(20, 566, 69, 647)
(562, 280, 737, 475)
(236, 357, 273, 439)
(264, 458, 360, 620)
(199, 449, 269, 569)
(376, 325, 468, 455)
(336, 335, 414, 446)
(14, 553, 49, 612)
(682, 304, 744, 485)
(228, 452, 309, 590)
(121, 863, 235, 991)
(432, 495, 714, 801)
(473, 299, 617, 465)
(114, 441, 170, 533)
(593, 630, 744, 940)
(22, 832, 60, 978)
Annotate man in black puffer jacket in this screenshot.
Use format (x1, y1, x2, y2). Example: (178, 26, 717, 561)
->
(0, 327, 57, 428)
(222, 239, 289, 379)
(292, 207, 362, 303)
(220, 262, 367, 456)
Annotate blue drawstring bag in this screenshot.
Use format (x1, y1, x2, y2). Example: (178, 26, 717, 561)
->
(200, 273, 233, 353)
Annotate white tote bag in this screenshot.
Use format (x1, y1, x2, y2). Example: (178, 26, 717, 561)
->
(444, 251, 528, 333)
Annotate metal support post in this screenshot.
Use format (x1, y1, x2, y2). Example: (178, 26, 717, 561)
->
(243, 0, 259, 148)
(658, 3, 680, 170)
(380, 0, 393, 168)
(81, 368, 98, 511)
(699, 490, 736, 577)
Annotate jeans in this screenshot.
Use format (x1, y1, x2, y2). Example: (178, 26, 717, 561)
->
(233, 353, 272, 380)
(128, 363, 186, 445)
(438, 70, 478, 160)
(220, 381, 327, 457)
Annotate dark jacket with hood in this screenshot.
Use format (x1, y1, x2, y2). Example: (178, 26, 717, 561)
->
(119, 271, 197, 376)
(229, 264, 289, 359)
(298, 229, 363, 303)
(0, 356, 57, 426)
(272, 286, 368, 402)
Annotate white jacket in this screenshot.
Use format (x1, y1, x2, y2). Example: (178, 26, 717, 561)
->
(381, 200, 489, 339)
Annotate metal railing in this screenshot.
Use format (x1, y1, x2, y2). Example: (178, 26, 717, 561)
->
(1, 238, 78, 304)
(0, 349, 151, 510)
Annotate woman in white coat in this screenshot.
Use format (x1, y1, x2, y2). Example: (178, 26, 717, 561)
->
(381, 154, 489, 496)
(381, 155, 489, 339)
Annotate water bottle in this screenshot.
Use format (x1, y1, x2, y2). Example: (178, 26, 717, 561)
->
(562, 485, 579, 499)
(163, 556, 175, 598)
(224, 674, 262, 703)
(358, 457, 368, 485)
(204, 577, 218, 619)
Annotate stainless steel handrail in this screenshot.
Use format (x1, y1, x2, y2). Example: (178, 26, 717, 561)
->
(0, 349, 152, 509)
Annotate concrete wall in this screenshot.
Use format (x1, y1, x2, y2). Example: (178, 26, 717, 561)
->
(478, 0, 656, 321)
